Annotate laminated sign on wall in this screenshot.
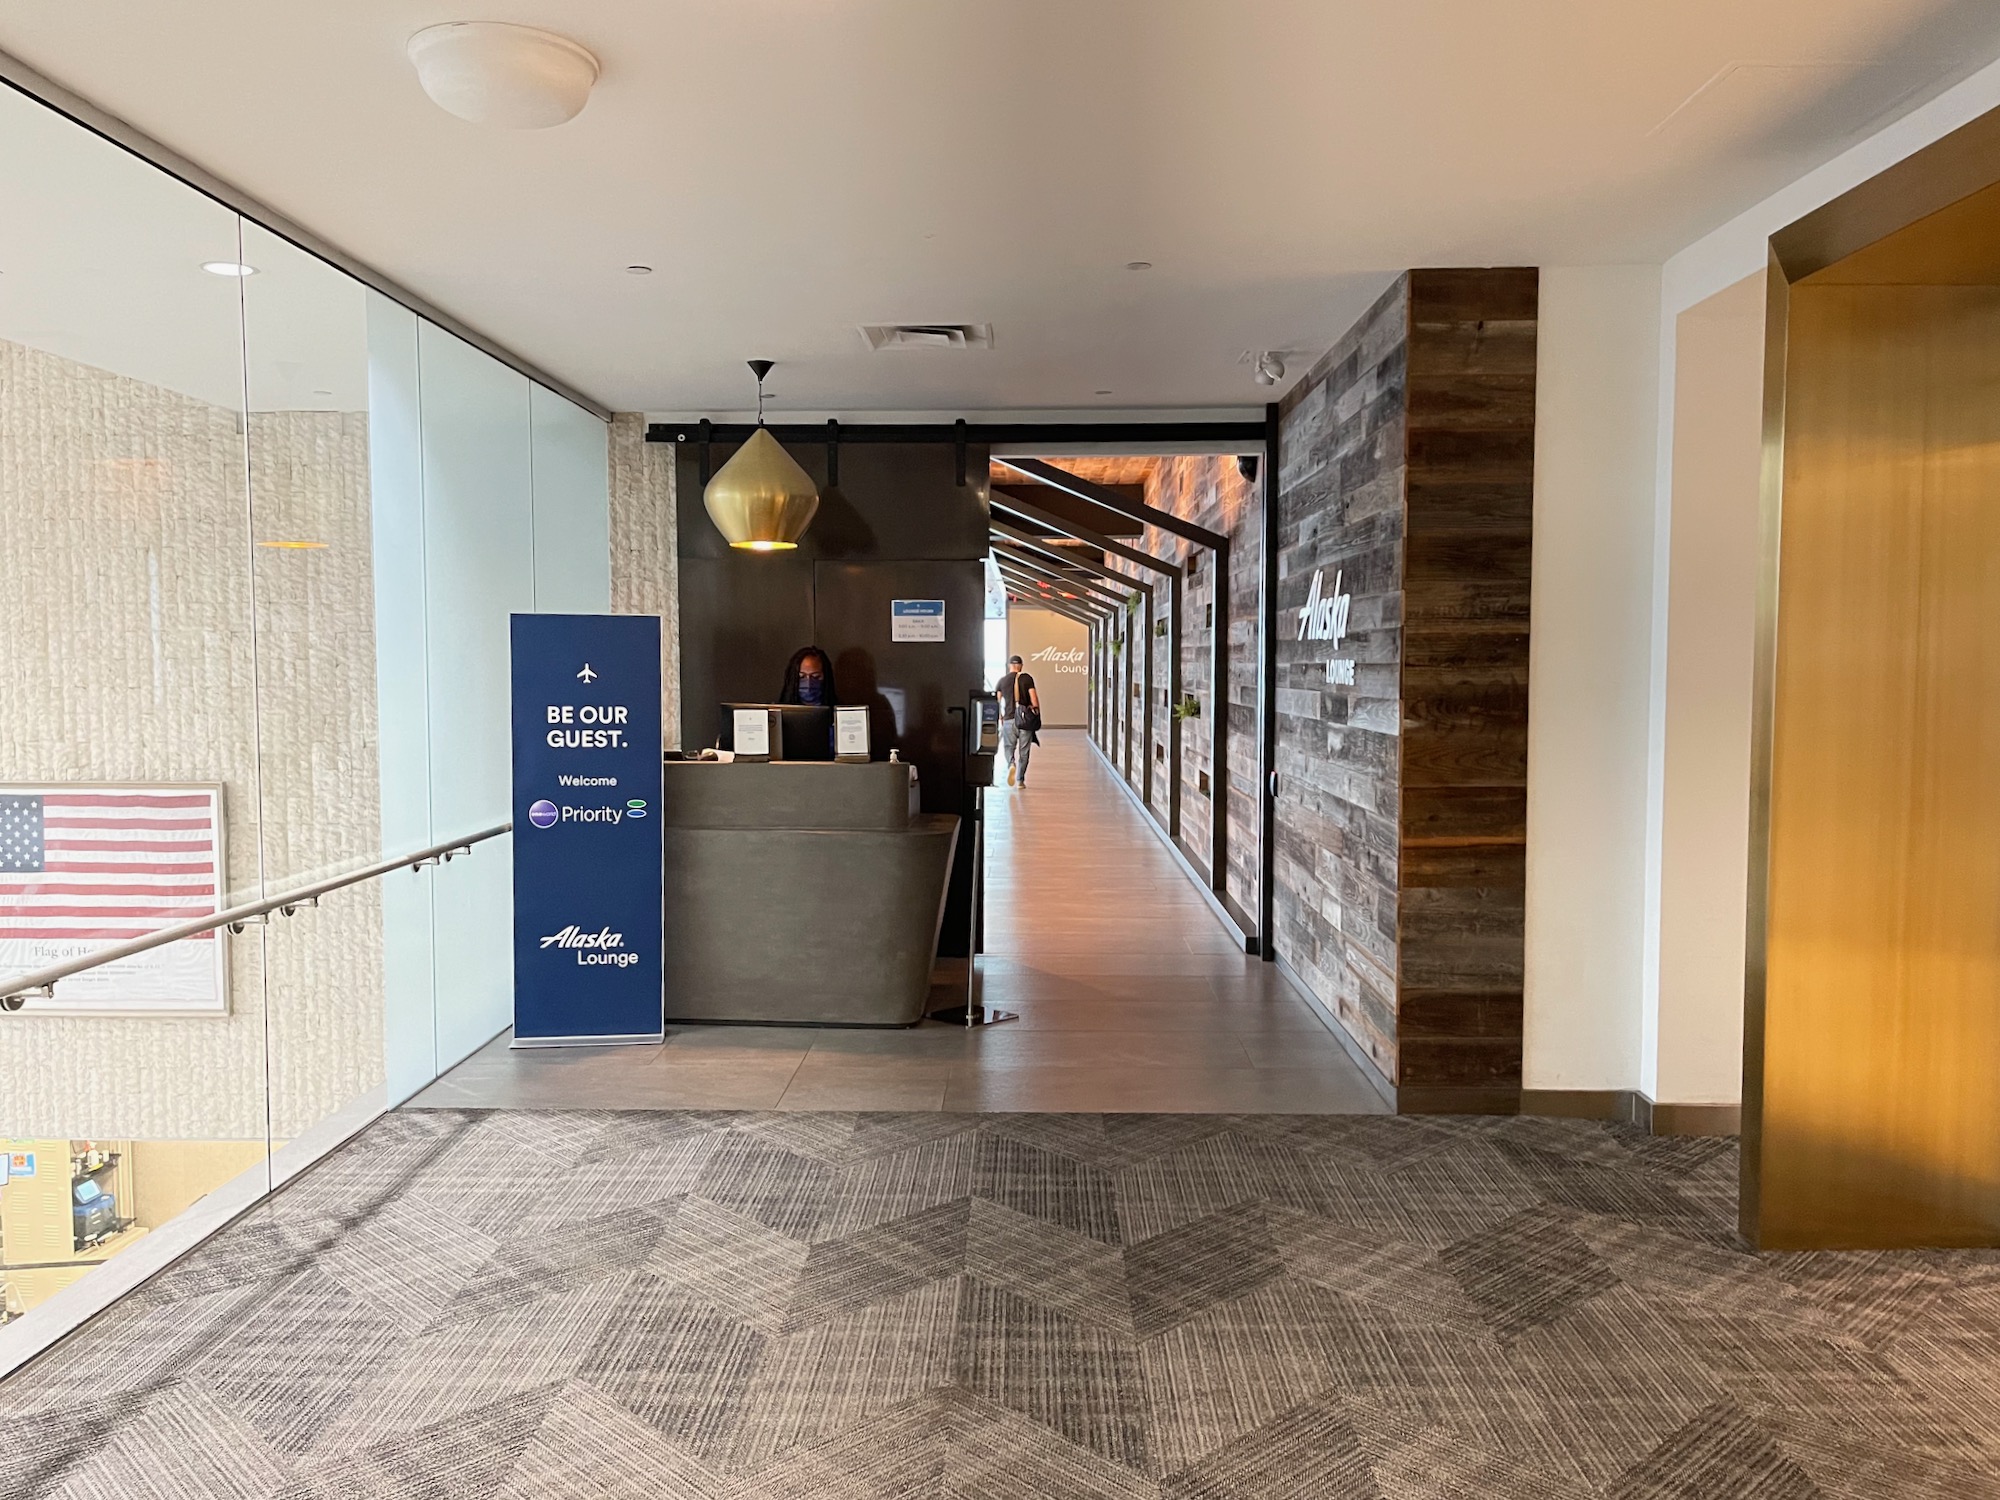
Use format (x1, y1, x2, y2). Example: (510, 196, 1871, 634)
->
(890, 599, 946, 642)
(0, 783, 227, 1015)
(511, 614, 665, 1046)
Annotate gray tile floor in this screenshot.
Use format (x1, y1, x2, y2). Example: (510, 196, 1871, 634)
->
(411, 732, 1387, 1114)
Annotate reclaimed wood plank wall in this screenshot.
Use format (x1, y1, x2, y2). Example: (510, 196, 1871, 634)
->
(1276, 267, 1536, 1112)
(1274, 278, 1411, 1085)
(1396, 268, 1536, 1112)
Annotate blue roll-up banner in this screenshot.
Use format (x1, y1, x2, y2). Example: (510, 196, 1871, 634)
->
(510, 613, 663, 1045)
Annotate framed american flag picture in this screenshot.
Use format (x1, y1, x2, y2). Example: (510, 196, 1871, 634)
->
(0, 783, 229, 1016)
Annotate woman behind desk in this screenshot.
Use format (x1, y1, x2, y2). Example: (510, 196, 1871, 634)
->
(778, 645, 837, 707)
(774, 645, 840, 759)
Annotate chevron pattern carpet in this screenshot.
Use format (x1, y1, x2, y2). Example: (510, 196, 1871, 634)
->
(5, 1109, 1999, 1499)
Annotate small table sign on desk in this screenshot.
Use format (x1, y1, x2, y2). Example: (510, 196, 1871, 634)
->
(732, 707, 776, 761)
(509, 612, 664, 1047)
(835, 705, 871, 762)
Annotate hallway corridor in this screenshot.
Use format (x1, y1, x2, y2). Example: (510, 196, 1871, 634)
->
(414, 731, 1384, 1114)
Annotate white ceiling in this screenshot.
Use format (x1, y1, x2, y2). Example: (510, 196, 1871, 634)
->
(1, 0, 1994, 417)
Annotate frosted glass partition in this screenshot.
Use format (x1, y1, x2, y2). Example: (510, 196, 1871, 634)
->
(532, 382, 614, 614)
(367, 295, 441, 1101)
(369, 314, 613, 1095)
(417, 322, 537, 1069)
(0, 78, 612, 1341)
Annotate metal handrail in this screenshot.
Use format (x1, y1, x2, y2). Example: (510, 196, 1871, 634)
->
(0, 822, 512, 1009)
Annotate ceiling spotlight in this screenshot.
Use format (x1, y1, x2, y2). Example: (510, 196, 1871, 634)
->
(626, 264, 653, 275)
(1124, 261, 1153, 272)
(202, 261, 258, 277)
(408, 22, 600, 129)
(1253, 351, 1286, 386)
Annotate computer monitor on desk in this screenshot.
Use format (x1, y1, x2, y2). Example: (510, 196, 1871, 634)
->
(718, 703, 834, 761)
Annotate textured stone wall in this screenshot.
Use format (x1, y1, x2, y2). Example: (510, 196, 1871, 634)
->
(609, 414, 680, 745)
(244, 407, 386, 1136)
(0, 338, 382, 1139)
(1274, 280, 1410, 1084)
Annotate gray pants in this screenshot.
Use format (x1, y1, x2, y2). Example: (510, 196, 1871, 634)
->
(1000, 716, 1033, 782)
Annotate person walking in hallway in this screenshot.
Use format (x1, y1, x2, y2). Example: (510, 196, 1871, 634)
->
(996, 653, 1039, 786)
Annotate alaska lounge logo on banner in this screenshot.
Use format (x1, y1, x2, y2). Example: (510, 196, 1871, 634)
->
(1029, 645, 1085, 674)
(511, 614, 663, 1045)
(539, 925, 637, 967)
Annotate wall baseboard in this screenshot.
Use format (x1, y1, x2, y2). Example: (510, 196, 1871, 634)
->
(1644, 1100, 1742, 1137)
(1270, 952, 1399, 1110)
(1520, 1088, 1741, 1137)
(1398, 1085, 1525, 1116)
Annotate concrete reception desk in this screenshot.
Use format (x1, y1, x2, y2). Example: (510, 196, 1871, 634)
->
(660, 760, 958, 1025)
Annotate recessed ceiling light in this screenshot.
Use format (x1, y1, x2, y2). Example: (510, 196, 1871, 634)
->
(626, 264, 653, 275)
(1124, 261, 1153, 271)
(257, 540, 327, 550)
(202, 261, 258, 277)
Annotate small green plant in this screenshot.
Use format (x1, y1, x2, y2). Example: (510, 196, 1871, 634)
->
(1173, 695, 1201, 721)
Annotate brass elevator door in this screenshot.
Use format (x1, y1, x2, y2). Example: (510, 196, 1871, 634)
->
(1760, 282, 2000, 1247)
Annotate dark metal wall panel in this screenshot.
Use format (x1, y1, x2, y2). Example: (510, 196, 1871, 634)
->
(810, 560, 987, 810)
(677, 556, 817, 749)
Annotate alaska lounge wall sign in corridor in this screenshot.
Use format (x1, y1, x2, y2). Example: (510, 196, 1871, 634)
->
(510, 613, 664, 1046)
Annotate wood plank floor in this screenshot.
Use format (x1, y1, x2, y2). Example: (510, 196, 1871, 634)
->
(412, 730, 1387, 1113)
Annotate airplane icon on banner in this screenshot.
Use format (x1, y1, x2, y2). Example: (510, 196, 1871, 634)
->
(577, 664, 598, 683)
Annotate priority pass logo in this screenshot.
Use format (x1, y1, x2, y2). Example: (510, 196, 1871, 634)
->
(529, 800, 559, 828)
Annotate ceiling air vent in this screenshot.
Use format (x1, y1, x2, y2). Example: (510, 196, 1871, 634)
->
(859, 323, 994, 352)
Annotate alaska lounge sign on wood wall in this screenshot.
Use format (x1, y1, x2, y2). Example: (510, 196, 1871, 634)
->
(1298, 568, 1356, 683)
(1274, 268, 1535, 1114)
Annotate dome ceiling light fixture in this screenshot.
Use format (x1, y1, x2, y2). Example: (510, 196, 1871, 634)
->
(407, 22, 600, 129)
(703, 360, 820, 553)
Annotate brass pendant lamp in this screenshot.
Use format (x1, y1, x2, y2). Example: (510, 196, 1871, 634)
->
(702, 359, 820, 551)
